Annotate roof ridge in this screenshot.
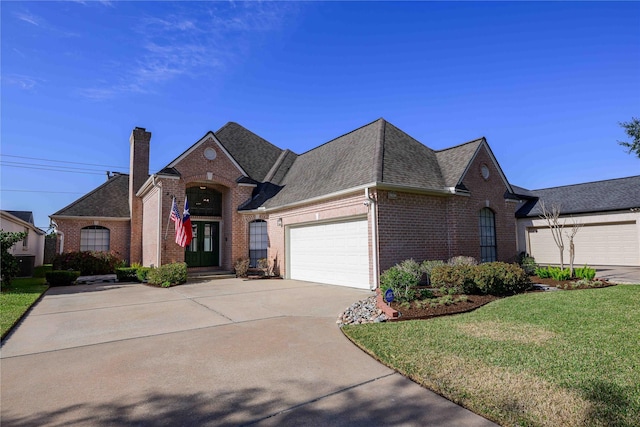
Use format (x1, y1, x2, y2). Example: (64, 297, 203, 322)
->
(264, 149, 291, 182)
(216, 121, 283, 152)
(51, 174, 129, 217)
(297, 118, 386, 156)
(532, 175, 640, 192)
(434, 137, 485, 153)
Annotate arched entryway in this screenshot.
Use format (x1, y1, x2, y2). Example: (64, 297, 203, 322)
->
(184, 186, 222, 267)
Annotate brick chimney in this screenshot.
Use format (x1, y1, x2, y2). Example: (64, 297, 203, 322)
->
(129, 127, 151, 265)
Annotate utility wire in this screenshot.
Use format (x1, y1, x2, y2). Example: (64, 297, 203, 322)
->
(0, 163, 106, 175)
(0, 154, 127, 169)
(1, 160, 107, 173)
(1, 189, 85, 194)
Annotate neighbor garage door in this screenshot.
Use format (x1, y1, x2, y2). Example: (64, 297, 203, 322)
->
(288, 218, 370, 289)
(528, 221, 639, 266)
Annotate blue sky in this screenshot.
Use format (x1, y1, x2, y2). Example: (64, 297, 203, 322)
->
(2, 1, 639, 230)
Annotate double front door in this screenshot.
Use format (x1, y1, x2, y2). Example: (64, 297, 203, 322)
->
(185, 221, 220, 267)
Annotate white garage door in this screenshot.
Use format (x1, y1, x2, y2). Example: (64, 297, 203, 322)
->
(289, 218, 370, 289)
(528, 221, 639, 266)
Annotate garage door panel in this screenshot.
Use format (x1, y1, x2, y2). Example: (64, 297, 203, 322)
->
(289, 219, 370, 289)
(528, 222, 639, 266)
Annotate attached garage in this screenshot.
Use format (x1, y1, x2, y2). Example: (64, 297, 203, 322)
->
(528, 221, 640, 266)
(288, 217, 371, 289)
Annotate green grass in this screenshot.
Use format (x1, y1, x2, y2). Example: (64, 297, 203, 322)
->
(1, 277, 48, 339)
(343, 285, 640, 427)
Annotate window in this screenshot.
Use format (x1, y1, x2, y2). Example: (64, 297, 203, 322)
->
(186, 186, 222, 217)
(479, 208, 497, 262)
(80, 226, 110, 252)
(22, 227, 28, 249)
(249, 220, 268, 267)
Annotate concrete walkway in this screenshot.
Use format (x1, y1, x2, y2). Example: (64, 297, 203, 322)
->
(1, 279, 497, 426)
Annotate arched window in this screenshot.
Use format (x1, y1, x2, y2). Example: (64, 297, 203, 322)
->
(80, 226, 110, 252)
(249, 220, 268, 267)
(186, 186, 222, 217)
(479, 208, 497, 262)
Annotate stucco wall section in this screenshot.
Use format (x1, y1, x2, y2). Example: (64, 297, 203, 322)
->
(0, 215, 45, 266)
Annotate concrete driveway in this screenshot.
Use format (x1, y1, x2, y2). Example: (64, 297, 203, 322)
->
(1, 279, 496, 426)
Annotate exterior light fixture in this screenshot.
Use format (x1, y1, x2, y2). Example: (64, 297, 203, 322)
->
(277, 218, 283, 227)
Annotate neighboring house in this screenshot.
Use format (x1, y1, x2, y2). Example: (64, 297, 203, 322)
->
(0, 210, 46, 276)
(51, 118, 520, 289)
(515, 176, 640, 267)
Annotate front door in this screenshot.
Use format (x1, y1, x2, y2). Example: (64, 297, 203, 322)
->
(185, 221, 220, 267)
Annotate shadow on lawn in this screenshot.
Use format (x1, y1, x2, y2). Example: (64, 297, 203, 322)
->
(1, 378, 493, 427)
(583, 379, 637, 427)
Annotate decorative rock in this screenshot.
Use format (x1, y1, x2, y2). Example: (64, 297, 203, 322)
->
(337, 296, 388, 327)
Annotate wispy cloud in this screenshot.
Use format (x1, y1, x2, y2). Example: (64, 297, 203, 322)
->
(2, 74, 43, 90)
(15, 11, 41, 26)
(78, 2, 299, 100)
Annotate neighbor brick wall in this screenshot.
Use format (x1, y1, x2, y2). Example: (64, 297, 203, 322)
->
(53, 218, 130, 262)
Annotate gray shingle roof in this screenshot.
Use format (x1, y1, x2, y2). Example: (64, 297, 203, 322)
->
(6, 211, 34, 224)
(435, 139, 483, 188)
(214, 122, 284, 181)
(515, 175, 640, 218)
(51, 174, 130, 218)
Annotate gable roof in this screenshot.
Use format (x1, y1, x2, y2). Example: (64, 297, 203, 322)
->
(5, 210, 34, 225)
(515, 175, 640, 218)
(214, 122, 284, 181)
(51, 173, 130, 218)
(260, 118, 484, 209)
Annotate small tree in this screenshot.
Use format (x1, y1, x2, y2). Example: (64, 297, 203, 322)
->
(618, 117, 640, 158)
(1, 230, 28, 287)
(565, 218, 583, 277)
(539, 202, 565, 269)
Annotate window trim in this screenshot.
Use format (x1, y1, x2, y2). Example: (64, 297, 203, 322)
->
(479, 208, 497, 263)
(249, 220, 268, 268)
(80, 225, 110, 252)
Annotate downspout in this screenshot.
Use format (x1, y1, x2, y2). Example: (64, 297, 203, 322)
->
(365, 188, 379, 291)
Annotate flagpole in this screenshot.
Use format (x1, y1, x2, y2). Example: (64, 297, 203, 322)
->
(164, 196, 175, 240)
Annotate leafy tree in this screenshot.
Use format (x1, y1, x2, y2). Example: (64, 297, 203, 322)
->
(618, 117, 640, 158)
(1, 230, 28, 287)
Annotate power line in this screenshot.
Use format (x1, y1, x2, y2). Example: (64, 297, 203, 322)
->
(1, 160, 107, 173)
(0, 154, 128, 169)
(0, 163, 106, 175)
(1, 189, 85, 194)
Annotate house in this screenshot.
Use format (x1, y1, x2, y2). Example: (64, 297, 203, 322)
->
(50, 118, 520, 289)
(0, 210, 46, 276)
(515, 176, 640, 267)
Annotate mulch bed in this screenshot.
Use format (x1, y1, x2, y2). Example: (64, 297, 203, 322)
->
(390, 277, 617, 321)
(390, 294, 500, 321)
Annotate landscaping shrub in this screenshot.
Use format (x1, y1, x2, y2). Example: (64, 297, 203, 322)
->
(234, 258, 250, 278)
(447, 256, 478, 266)
(420, 260, 445, 285)
(380, 265, 419, 303)
(136, 267, 153, 282)
(53, 251, 123, 275)
(574, 265, 596, 280)
(115, 267, 139, 282)
(535, 266, 552, 278)
(33, 264, 53, 278)
(431, 263, 530, 296)
(1, 230, 27, 287)
(517, 253, 538, 275)
(397, 259, 422, 283)
(473, 262, 531, 295)
(146, 262, 187, 287)
(46, 270, 80, 287)
(430, 264, 478, 294)
(548, 266, 571, 281)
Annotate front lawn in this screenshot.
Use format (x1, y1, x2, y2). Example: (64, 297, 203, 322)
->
(1, 277, 48, 338)
(343, 285, 640, 427)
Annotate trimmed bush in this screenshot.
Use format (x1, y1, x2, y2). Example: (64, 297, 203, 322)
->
(431, 263, 530, 296)
(33, 264, 53, 278)
(53, 251, 123, 275)
(380, 265, 419, 303)
(518, 253, 538, 275)
(136, 267, 153, 282)
(574, 265, 596, 281)
(46, 270, 80, 287)
(115, 267, 139, 282)
(146, 262, 187, 287)
(447, 256, 478, 266)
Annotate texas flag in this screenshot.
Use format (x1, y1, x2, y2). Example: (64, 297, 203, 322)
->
(179, 196, 193, 248)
